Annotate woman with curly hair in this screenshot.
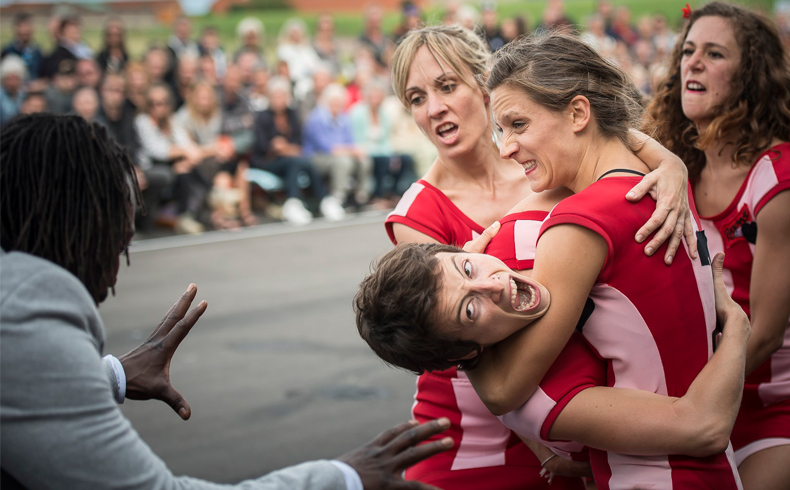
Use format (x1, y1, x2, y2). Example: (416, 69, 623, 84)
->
(647, 3, 790, 488)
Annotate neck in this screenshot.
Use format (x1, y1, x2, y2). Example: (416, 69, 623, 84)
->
(568, 133, 645, 193)
(697, 123, 737, 171)
(103, 103, 121, 120)
(434, 136, 503, 189)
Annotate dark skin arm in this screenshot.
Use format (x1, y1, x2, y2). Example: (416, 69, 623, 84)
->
(118, 284, 207, 420)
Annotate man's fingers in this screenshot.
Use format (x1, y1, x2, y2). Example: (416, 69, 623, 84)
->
(391, 437, 453, 471)
(162, 385, 191, 421)
(385, 418, 451, 455)
(371, 420, 422, 448)
(152, 285, 198, 339)
(163, 300, 207, 351)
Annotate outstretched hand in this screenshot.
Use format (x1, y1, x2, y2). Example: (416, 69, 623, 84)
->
(118, 284, 207, 420)
(626, 161, 697, 265)
(463, 221, 501, 254)
(338, 418, 453, 490)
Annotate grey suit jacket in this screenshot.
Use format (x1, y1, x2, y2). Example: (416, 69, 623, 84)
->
(0, 249, 347, 490)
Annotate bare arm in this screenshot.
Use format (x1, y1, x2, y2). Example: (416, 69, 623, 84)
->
(465, 224, 608, 415)
(549, 253, 750, 456)
(391, 222, 440, 245)
(627, 129, 697, 264)
(746, 190, 790, 374)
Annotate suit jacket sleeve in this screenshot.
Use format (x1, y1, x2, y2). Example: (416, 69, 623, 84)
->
(0, 252, 347, 490)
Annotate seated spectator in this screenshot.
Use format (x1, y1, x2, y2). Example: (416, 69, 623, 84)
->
(277, 18, 321, 101)
(235, 17, 265, 59)
(251, 77, 342, 224)
(198, 26, 227, 81)
(97, 72, 169, 232)
(172, 53, 198, 110)
(144, 46, 172, 90)
(124, 61, 149, 112)
(168, 15, 200, 62)
(313, 13, 341, 75)
(44, 61, 77, 114)
(481, 1, 506, 52)
(71, 86, 99, 122)
(349, 78, 415, 208)
(76, 58, 101, 89)
(19, 91, 46, 115)
(198, 54, 218, 87)
(96, 17, 128, 74)
(1, 12, 43, 80)
(581, 13, 617, 59)
(247, 65, 270, 112)
(236, 50, 264, 90)
(135, 83, 206, 234)
(609, 6, 638, 46)
(303, 83, 372, 207)
(42, 15, 92, 79)
(0, 55, 26, 127)
(298, 61, 333, 122)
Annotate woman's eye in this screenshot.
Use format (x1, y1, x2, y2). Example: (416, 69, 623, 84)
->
(513, 122, 525, 130)
(463, 260, 472, 277)
(441, 84, 456, 93)
(409, 96, 424, 106)
(709, 51, 723, 59)
(682, 48, 694, 57)
(466, 301, 475, 320)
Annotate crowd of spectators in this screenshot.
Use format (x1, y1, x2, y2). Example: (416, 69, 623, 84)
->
(2, 1, 788, 233)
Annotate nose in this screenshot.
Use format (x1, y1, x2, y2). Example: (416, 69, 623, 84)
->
(687, 51, 704, 72)
(474, 275, 503, 302)
(499, 136, 519, 161)
(427, 93, 447, 118)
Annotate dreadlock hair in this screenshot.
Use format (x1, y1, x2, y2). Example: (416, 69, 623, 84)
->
(0, 114, 141, 304)
(646, 2, 790, 181)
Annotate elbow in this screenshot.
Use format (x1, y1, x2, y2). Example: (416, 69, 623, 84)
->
(687, 420, 731, 457)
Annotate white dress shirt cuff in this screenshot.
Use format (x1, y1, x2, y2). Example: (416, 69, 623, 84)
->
(329, 460, 363, 490)
(103, 355, 126, 404)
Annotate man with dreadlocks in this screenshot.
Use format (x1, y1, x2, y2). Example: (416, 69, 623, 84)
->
(0, 114, 452, 490)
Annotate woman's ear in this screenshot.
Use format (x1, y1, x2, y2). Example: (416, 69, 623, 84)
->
(569, 95, 591, 133)
(450, 348, 483, 362)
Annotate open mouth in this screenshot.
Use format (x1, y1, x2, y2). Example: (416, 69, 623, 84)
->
(509, 275, 539, 311)
(686, 81, 706, 93)
(521, 160, 537, 173)
(436, 122, 459, 142)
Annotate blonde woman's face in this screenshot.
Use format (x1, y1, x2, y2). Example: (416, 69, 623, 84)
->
(404, 46, 491, 161)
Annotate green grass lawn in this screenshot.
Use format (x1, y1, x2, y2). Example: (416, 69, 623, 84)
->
(1, 0, 777, 61)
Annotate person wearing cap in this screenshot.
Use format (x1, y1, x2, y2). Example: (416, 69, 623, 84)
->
(0, 55, 27, 127)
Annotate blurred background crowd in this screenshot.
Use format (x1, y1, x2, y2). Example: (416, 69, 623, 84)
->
(1, 0, 788, 235)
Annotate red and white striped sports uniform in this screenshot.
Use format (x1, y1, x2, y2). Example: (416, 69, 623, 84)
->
(538, 176, 742, 490)
(485, 211, 603, 463)
(696, 143, 790, 464)
(386, 181, 585, 490)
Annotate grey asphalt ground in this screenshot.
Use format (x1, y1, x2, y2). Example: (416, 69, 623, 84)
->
(100, 212, 420, 484)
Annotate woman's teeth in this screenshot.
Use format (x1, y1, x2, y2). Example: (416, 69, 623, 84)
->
(687, 82, 705, 92)
(522, 160, 536, 171)
(510, 277, 537, 311)
(437, 123, 458, 138)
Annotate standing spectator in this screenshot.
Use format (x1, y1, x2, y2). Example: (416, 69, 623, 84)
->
(481, 1, 506, 52)
(456, 5, 480, 32)
(313, 13, 341, 75)
(198, 26, 228, 81)
(501, 16, 528, 44)
(235, 17, 265, 59)
(349, 78, 415, 207)
(0, 55, 26, 127)
(251, 77, 340, 224)
(76, 58, 101, 89)
(71, 87, 100, 122)
(277, 18, 321, 101)
(44, 62, 77, 114)
(652, 13, 676, 58)
(96, 17, 128, 74)
(539, 0, 574, 32)
(168, 15, 200, 62)
(124, 61, 149, 112)
(1, 12, 43, 80)
(393, 2, 423, 44)
(42, 15, 92, 79)
(442, 0, 462, 25)
(135, 83, 205, 234)
(303, 83, 372, 207)
(359, 5, 393, 70)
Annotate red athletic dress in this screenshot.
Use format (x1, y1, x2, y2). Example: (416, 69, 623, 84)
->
(696, 143, 790, 464)
(486, 211, 604, 465)
(386, 181, 585, 489)
(539, 176, 742, 490)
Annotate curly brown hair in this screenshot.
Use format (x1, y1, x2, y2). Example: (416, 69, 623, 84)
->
(646, 2, 790, 180)
(354, 242, 483, 375)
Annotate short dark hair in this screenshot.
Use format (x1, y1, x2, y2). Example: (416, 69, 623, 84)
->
(14, 12, 32, 25)
(0, 114, 140, 304)
(354, 243, 483, 375)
